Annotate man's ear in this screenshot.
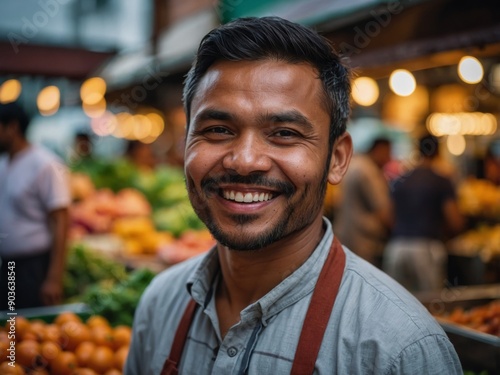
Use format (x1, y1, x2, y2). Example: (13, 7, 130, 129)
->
(327, 132, 353, 185)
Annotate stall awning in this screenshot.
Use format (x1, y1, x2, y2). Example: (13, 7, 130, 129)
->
(0, 41, 115, 79)
(219, 0, 426, 28)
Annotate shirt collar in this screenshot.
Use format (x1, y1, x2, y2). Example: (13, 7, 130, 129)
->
(187, 218, 334, 324)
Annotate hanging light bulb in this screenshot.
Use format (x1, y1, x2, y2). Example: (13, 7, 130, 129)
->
(458, 56, 483, 84)
(0, 79, 22, 104)
(389, 69, 416, 97)
(37, 86, 60, 116)
(352, 77, 379, 106)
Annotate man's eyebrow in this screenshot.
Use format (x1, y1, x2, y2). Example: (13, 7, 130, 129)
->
(193, 109, 234, 123)
(260, 111, 314, 130)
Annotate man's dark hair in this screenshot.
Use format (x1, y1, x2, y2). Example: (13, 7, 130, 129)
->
(0, 101, 30, 136)
(183, 16, 351, 148)
(419, 134, 439, 158)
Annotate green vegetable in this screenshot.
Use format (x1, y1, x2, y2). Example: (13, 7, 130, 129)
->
(82, 268, 157, 326)
(63, 243, 128, 300)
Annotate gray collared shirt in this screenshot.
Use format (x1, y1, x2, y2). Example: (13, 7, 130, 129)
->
(125, 219, 462, 375)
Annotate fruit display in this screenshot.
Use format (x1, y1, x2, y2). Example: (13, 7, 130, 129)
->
(69, 159, 208, 257)
(0, 312, 131, 375)
(448, 224, 500, 261)
(457, 178, 500, 218)
(158, 230, 216, 264)
(435, 300, 500, 337)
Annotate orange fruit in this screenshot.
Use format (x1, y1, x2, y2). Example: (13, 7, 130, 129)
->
(51, 351, 78, 375)
(60, 322, 91, 351)
(54, 312, 82, 326)
(87, 346, 114, 374)
(74, 341, 96, 367)
(22, 332, 38, 341)
(42, 324, 62, 344)
(85, 316, 110, 329)
(104, 369, 122, 375)
(90, 326, 115, 349)
(0, 361, 26, 375)
(71, 368, 98, 375)
(40, 340, 61, 366)
(112, 326, 131, 350)
(114, 346, 129, 371)
(16, 339, 42, 369)
(26, 320, 46, 342)
(30, 368, 50, 375)
(0, 340, 9, 362)
(14, 316, 30, 341)
(0, 330, 10, 344)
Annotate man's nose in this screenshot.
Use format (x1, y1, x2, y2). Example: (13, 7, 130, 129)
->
(222, 132, 272, 176)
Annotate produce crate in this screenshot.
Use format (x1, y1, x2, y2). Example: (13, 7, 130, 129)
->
(417, 285, 500, 374)
(1, 303, 92, 324)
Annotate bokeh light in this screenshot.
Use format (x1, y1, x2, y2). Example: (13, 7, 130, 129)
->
(458, 56, 483, 84)
(37, 86, 60, 116)
(352, 77, 379, 106)
(389, 69, 416, 97)
(0, 79, 22, 104)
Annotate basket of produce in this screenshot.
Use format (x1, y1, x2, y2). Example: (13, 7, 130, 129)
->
(418, 285, 500, 373)
(0, 310, 131, 374)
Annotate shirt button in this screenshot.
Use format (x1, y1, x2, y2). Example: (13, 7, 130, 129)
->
(227, 347, 238, 357)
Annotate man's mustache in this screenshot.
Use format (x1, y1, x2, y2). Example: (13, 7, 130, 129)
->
(201, 173, 295, 196)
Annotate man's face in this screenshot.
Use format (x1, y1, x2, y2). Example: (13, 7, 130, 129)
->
(184, 60, 332, 251)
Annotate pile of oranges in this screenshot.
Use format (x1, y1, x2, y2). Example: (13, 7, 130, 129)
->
(0, 312, 131, 375)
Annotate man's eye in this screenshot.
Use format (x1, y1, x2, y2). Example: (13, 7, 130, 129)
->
(274, 129, 298, 137)
(206, 126, 230, 134)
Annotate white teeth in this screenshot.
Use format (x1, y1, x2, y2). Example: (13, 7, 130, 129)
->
(222, 190, 273, 203)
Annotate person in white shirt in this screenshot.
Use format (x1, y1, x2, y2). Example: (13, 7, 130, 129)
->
(0, 102, 70, 309)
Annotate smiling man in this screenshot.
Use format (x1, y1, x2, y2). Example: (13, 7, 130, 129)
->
(125, 17, 462, 375)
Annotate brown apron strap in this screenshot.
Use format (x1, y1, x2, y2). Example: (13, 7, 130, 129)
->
(160, 298, 198, 375)
(290, 236, 346, 375)
(160, 236, 345, 375)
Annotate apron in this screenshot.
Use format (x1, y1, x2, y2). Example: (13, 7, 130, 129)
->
(161, 236, 346, 375)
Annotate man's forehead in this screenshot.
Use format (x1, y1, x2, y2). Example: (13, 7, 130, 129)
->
(194, 59, 321, 95)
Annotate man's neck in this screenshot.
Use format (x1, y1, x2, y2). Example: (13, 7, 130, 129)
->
(215, 215, 325, 333)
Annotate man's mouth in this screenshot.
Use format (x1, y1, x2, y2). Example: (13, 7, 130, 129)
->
(221, 189, 274, 203)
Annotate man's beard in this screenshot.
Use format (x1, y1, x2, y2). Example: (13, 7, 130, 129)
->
(186, 170, 329, 251)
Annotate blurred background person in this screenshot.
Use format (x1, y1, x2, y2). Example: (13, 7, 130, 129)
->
(333, 137, 393, 268)
(0, 102, 70, 309)
(383, 134, 464, 293)
(125, 140, 157, 171)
